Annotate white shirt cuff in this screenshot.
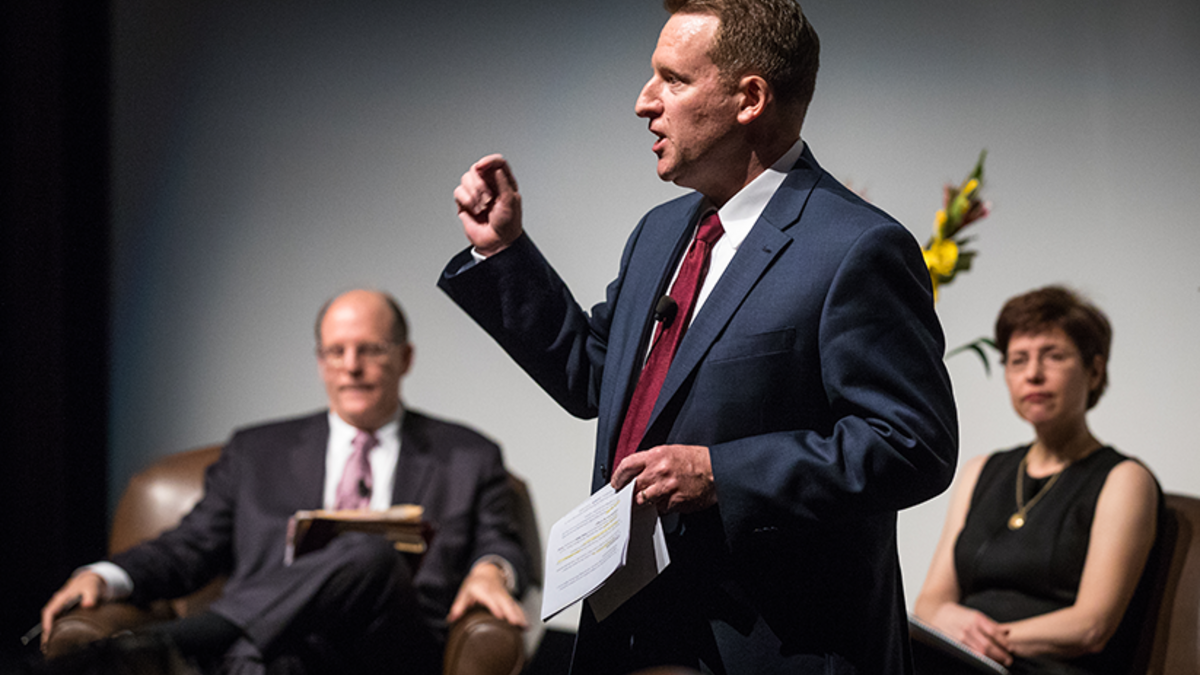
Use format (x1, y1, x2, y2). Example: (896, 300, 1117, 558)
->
(78, 562, 133, 601)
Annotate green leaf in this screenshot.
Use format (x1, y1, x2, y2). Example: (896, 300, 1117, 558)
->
(970, 149, 987, 182)
(954, 250, 977, 273)
(946, 335, 999, 376)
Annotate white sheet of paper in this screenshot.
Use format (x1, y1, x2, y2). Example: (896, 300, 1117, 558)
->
(540, 482, 669, 622)
(586, 495, 670, 622)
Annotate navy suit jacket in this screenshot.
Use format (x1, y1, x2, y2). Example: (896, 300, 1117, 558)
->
(112, 409, 527, 642)
(439, 145, 958, 675)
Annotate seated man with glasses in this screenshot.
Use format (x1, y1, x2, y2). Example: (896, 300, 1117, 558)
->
(39, 289, 530, 674)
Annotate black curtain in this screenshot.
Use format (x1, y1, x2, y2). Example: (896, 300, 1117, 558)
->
(1, 0, 110, 664)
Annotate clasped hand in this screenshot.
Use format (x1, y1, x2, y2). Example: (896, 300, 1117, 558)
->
(931, 604, 1014, 666)
(611, 444, 717, 513)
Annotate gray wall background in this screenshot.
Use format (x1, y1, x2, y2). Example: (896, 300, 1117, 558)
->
(111, 0, 1200, 631)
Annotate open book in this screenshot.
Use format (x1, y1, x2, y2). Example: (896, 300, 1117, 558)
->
(285, 504, 429, 565)
(909, 614, 1011, 675)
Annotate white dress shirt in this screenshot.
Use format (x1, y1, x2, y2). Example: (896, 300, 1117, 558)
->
(678, 138, 805, 322)
(323, 410, 402, 511)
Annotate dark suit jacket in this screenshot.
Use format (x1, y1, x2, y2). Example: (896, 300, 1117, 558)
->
(439, 145, 958, 675)
(112, 409, 527, 643)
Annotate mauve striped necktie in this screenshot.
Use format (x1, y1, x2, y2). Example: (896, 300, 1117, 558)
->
(335, 430, 377, 510)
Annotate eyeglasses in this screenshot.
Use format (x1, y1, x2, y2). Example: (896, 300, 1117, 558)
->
(1004, 348, 1079, 372)
(317, 342, 398, 367)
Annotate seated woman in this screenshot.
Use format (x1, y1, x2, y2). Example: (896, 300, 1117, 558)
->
(913, 285, 1162, 675)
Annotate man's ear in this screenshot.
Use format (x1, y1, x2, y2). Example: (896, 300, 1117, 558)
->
(736, 74, 772, 125)
(398, 343, 415, 377)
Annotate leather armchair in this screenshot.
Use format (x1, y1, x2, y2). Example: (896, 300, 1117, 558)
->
(43, 444, 543, 675)
(1131, 492, 1200, 675)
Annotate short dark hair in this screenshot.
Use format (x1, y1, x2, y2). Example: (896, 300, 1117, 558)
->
(314, 291, 409, 347)
(664, 0, 820, 122)
(995, 285, 1112, 409)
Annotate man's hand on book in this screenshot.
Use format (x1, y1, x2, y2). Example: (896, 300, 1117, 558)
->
(447, 561, 527, 629)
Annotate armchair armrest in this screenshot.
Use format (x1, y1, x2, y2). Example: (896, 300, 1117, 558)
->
(43, 601, 175, 660)
(442, 606, 525, 675)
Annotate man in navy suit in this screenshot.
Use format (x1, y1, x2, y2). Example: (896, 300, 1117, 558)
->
(40, 289, 529, 674)
(439, 1, 957, 673)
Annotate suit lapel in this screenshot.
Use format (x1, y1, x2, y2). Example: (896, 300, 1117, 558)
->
(290, 413, 330, 509)
(644, 154, 824, 439)
(392, 412, 435, 505)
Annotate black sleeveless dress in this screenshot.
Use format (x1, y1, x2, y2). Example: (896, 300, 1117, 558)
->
(953, 446, 1161, 675)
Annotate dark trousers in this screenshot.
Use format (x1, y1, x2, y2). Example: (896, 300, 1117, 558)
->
(208, 533, 440, 675)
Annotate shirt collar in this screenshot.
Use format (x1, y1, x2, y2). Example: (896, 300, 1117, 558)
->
(714, 138, 805, 251)
(327, 408, 403, 445)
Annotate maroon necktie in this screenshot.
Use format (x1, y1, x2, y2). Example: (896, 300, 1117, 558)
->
(335, 430, 377, 510)
(613, 211, 724, 472)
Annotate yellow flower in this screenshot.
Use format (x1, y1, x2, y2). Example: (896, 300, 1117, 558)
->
(922, 151, 988, 306)
(922, 238, 959, 302)
(923, 238, 959, 277)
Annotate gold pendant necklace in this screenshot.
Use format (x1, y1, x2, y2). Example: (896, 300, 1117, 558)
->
(1008, 452, 1061, 530)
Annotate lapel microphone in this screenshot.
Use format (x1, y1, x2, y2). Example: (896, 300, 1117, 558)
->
(654, 295, 678, 327)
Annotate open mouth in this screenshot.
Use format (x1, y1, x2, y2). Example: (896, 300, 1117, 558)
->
(648, 126, 666, 154)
